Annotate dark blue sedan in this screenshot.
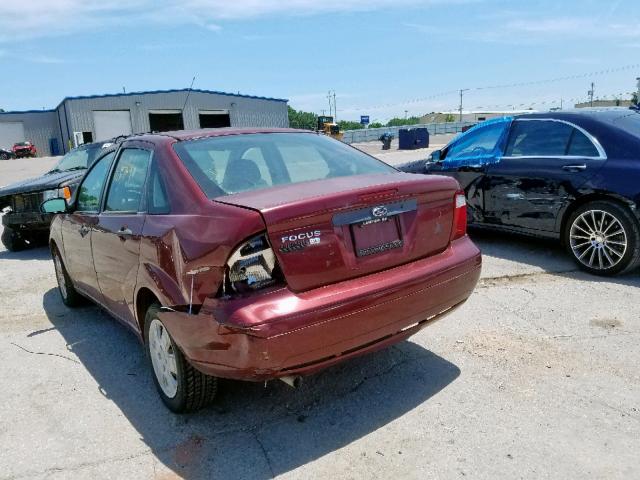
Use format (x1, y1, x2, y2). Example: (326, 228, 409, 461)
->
(399, 108, 640, 276)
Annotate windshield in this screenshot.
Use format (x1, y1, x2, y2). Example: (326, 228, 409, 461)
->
(173, 133, 396, 198)
(50, 145, 103, 172)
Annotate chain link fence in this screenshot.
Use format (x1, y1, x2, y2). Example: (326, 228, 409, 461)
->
(341, 121, 476, 144)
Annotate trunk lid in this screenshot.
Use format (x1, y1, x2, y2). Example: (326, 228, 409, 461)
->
(216, 172, 460, 292)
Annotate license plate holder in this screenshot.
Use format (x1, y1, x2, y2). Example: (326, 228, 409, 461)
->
(351, 215, 403, 257)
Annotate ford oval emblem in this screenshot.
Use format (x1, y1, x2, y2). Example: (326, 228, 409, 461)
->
(372, 206, 388, 217)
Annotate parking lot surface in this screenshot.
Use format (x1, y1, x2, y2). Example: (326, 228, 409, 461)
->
(1, 146, 639, 479)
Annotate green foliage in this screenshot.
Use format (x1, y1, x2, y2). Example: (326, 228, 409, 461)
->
(337, 120, 364, 131)
(368, 122, 384, 129)
(288, 106, 317, 130)
(385, 116, 422, 127)
(444, 114, 456, 122)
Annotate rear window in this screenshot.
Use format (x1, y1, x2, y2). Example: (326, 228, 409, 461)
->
(173, 133, 395, 198)
(612, 112, 640, 138)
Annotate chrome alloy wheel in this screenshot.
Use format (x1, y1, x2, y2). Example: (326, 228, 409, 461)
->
(569, 209, 627, 270)
(53, 252, 67, 299)
(149, 318, 178, 398)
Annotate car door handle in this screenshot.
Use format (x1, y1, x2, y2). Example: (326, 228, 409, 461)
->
(117, 227, 133, 239)
(562, 164, 587, 171)
(79, 225, 90, 237)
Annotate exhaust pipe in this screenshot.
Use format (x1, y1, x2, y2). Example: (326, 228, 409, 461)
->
(279, 375, 302, 388)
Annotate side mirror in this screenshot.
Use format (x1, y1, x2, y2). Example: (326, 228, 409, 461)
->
(429, 149, 442, 162)
(41, 198, 68, 214)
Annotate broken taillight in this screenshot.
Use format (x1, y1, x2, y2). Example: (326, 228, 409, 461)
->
(225, 233, 280, 294)
(451, 191, 467, 241)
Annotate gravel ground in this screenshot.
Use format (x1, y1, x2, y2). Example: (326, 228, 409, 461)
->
(0, 146, 639, 480)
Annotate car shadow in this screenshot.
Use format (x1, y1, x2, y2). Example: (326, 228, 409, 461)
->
(42, 288, 460, 479)
(0, 244, 51, 261)
(469, 227, 640, 284)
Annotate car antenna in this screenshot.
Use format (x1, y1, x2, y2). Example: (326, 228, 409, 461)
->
(186, 266, 210, 315)
(182, 75, 197, 114)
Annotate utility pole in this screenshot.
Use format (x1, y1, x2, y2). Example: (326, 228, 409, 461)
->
(560, 98, 563, 110)
(588, 82, 595, 107)
(333, 91, 337, 123)
(404, 110, 408, 119)
(459, 89, 469, 122)
(327, 91, 333, 119)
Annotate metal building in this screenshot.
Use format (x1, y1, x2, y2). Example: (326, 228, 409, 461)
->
(0, 88, 289, 156)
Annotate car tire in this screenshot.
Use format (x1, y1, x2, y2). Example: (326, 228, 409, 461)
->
(144, 304, 218, 413)
(0, 152, 8, 160)
(52, 246, 83, 307)
(564, 200, 640, 276)
(1, 226, 27, 252)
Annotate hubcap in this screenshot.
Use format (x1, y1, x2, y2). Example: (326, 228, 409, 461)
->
(149, 318, 178, 398)
(570, 209, 627, 270)
(53, 253, 67, 299)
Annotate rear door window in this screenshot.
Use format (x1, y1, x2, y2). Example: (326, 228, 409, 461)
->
(505, 120, 573, 157)
(105, 149, 151, 212)
(567, 129, 600, 157)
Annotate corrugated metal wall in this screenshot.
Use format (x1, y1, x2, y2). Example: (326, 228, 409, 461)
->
(59, 91, 288, 152)
(5, 91, 288, 155)
(0, 111, 62, 157)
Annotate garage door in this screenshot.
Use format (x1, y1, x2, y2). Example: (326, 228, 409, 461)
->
(0, 122, 25, 148)
(93, 110, 133, 141)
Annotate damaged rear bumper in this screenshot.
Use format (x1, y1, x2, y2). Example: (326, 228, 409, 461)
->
(158, 236, 481, 381)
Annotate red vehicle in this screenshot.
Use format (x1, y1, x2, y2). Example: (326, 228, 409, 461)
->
(43, 128, 481, 413)
(12, 141, 37, 158)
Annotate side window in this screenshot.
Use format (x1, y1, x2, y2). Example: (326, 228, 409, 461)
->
(76, 152, 115, 212)
(567, 129, 600, 157)
(147, 164, 170, 214)
(445, 122, 508, 161)
(105, 149, 151, 212)
(505, 120, 573, 157)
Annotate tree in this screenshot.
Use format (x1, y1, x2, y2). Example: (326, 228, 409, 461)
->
(386, 116, 422, 127)
(368, 122, 384, 129)
(444, 113, 455, 122)
(633, 92, 639, 105)
(288, 106, 317, 130)
(337, 120, 364, 131)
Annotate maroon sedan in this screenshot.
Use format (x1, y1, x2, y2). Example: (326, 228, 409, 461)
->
(43, 128, 481, 413)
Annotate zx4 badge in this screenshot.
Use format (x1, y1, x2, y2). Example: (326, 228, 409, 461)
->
(280, 230, 321, 253)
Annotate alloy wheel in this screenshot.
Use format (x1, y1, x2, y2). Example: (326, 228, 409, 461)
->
(569, 209, 627, 270)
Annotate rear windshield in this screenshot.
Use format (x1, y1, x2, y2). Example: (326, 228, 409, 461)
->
(173, 132, 395, 198)
(612, 112, 640, 138)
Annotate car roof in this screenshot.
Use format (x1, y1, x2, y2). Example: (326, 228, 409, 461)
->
(128, 127, 315, 143)
(516, 107, 639, 125)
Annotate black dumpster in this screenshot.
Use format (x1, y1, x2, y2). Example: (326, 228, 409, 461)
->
(398, 128, 429, 150)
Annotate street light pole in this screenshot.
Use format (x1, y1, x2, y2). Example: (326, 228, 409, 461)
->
(588, 82, 595, 107)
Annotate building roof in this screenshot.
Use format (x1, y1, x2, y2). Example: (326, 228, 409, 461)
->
(57, 88, 288, 107)
(0, 88, 288, 115)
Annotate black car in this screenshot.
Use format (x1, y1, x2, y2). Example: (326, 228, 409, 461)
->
(399, 108, 640, 276)
(0, 141, 116, 251)
(0, 147, 14, 160)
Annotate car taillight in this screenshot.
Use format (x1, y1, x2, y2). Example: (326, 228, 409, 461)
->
(451, 191, 467, 240)
(225, 233, 279, 293)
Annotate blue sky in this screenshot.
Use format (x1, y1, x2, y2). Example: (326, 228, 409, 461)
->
(0, 0, 639, 121)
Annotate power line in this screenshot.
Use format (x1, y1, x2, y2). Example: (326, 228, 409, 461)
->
(340, 63, 640, 113)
